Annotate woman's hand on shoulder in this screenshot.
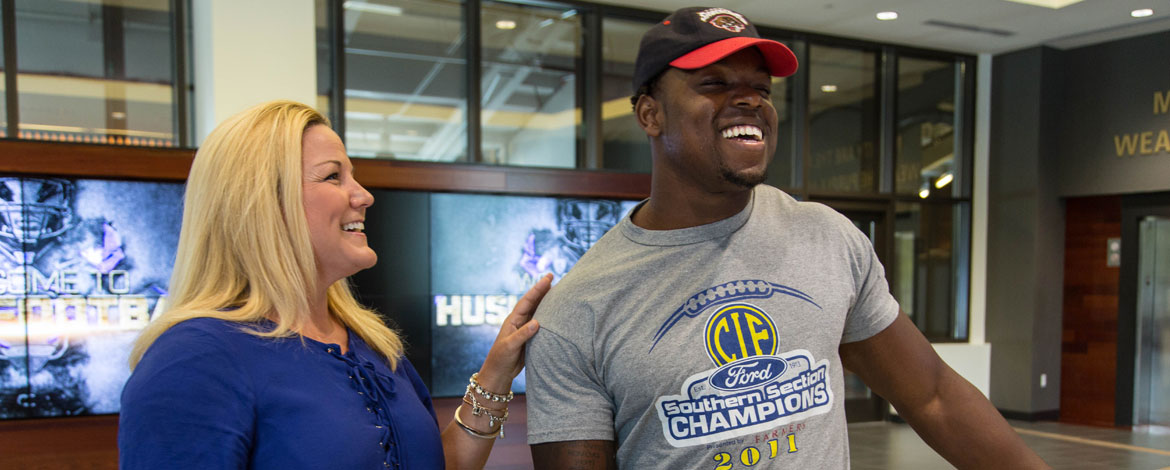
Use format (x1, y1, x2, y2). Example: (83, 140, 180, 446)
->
(475, 273, 553, 392)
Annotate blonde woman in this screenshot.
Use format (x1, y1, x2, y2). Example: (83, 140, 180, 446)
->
(118, 100, 550, 469)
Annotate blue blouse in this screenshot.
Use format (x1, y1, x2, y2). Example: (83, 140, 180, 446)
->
(119, 317, 444, 469)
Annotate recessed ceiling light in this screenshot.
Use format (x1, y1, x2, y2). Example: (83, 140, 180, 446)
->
(342, 1, 403, 16)
(1001, 0, 1084, 8)
(876, 11, 899, 20)
(821, 85, 838, 93)
(495, 19, 516, 30)
(1132, 8, 1154, 18)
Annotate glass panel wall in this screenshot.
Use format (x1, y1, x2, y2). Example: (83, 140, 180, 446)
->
(764, 37, 796, 190)
(15, 0, 176, 146)
(894, 201, 969, 341)
(0, 13, 5, 137)
(807, 44, 878, 193)
(599, 16, 652, 173)
(896, 56, 956, 198)
(315, 2, 976, 342)
(314, 0, 332, 118)
(479, 1, 580, 168)
(341, 0, 467, 160)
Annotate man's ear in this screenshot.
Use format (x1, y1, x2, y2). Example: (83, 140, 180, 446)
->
(635, 94, 662, 138)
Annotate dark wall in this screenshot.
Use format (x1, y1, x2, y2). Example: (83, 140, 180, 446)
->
(348, 191, 435, 385)
(988, 46, 1065, 415)
(989, 29, 1170, 420)
(1056, 31, 1170, 197)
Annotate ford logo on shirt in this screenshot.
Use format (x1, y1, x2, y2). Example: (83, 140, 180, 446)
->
(708, 356, 787, 391)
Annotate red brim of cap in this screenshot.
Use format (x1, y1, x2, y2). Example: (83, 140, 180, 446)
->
(669, 37, 798, 77)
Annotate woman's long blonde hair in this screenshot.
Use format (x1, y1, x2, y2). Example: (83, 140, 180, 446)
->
(129, 100, 403, 369)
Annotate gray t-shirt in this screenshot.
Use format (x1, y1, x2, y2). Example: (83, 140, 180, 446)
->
(526, 184, 900, 469)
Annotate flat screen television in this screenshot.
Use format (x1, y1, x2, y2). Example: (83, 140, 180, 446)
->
(0, 176, 183, 419)
(427, 193, 639, 397)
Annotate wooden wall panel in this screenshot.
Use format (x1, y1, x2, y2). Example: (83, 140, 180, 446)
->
(0, 415, 118, 469)
(0, 399, 534, 469)
(1060, 195, 1121, 427)
(0, 140, 194, 181)
(0, 140, 651, 199)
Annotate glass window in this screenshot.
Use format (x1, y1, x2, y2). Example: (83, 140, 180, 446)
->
(894, 201, 969, 341)
(895, 56, 956, 198)
(341, 0, 467, 161)
(764, 37, 796, 190)
(0, 15, 6, 137)
(599, 16, 652, 173)
(807, 44, 878, 193)
(479, 1, 581, 168)
(15, 0, 176, 146)
(314, 0, 332, 119)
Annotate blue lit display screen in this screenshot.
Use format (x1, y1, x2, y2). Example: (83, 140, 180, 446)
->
(0, 176, 182, 418)
(429, 193, 637, 397)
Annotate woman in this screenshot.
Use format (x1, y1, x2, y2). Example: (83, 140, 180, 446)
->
(118, 100, 550, 469)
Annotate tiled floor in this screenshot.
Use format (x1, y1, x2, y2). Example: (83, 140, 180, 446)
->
(848, 420, 1170, 470)
(438, 397, 1170, 469)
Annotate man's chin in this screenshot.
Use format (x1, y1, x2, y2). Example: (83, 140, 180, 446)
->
(720, 167, 767, 189)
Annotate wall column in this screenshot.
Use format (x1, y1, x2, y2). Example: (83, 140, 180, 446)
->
(191, 0, 318, 144)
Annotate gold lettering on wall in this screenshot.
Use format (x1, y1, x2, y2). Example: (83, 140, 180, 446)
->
(1112, 89, 1170, 157)
(1115, 131, 1170, 157)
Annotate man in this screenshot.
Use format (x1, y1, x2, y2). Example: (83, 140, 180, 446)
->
(524, 6, 1049, 469)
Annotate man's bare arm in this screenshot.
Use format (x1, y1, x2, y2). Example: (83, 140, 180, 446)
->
(531, 440, 617, 470)
(840, 313, 1050, 469)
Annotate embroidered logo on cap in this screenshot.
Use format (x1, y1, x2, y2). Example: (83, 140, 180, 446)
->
(697, 8, 748, 33)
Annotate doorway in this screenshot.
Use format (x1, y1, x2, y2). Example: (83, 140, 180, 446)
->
(832, 204, 892, 423)
(1117, 193, 1170, 428)
(1135, 216, 1170, 429)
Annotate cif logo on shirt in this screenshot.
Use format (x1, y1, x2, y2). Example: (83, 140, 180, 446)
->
(704, 303, 776, 367)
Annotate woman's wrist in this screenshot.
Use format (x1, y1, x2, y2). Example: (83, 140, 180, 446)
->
(472, 368, 513, 396)
(454, 404, 502, 439)
(455, 371, 513, 440)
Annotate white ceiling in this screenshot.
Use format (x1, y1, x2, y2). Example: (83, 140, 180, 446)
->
(591, 0, 1170, 54)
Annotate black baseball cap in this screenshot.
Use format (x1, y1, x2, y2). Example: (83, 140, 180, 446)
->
(632, 7, 798, 93)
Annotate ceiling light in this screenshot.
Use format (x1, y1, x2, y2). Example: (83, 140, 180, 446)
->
(1001, 0, 1084, 8)
(918, 188, 930, 199)
(821, 84, 838, 93)
(876, 11, 899, 20)
(495, 19, 516, 30)
(342, 1, 403, 16)
(934, 172, 953, 189)
(1132, 8, 1154, 18)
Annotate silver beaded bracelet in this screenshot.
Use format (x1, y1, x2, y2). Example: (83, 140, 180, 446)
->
(469, 372, 514, 403)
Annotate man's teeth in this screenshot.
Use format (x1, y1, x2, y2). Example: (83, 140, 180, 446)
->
(342, 222, 364, 232)
(721, 125, 763, 141)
